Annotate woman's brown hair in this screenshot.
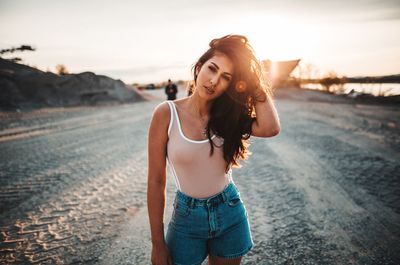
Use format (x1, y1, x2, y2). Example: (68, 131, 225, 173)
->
(193, 34, 272, 171)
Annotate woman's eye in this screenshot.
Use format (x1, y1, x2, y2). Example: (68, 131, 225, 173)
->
(223, 75, 231, 82)
(208, 66, 216, 72)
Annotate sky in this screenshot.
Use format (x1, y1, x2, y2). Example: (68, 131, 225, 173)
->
(1, 0, 400, 83)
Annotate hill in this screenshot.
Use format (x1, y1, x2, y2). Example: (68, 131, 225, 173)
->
(0, 58, 143, 110)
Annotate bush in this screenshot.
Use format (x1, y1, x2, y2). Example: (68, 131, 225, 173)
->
(56, 64, 69, 75)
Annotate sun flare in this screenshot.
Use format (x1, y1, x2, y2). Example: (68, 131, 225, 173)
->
(231, 14, 318, 62)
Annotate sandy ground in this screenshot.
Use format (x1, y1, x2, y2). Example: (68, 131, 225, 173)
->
(0, 87, 399, 264)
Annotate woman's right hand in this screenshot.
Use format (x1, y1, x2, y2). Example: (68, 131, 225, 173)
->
(151, 241, 173, 265)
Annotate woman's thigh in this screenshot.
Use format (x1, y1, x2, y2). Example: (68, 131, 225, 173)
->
(166, 196, 209, 265)
(166, 224, 208, 265)
(207, 187, 253, 260)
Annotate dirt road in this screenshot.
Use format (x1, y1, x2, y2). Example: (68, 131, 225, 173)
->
(0, 88, 399, 264)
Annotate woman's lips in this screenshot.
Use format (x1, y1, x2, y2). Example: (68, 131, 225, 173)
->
(204, 86, 215, 94)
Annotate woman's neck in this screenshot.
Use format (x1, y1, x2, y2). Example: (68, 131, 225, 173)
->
(187, 92, 211, 119)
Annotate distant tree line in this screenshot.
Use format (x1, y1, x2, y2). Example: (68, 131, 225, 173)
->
(296, 62, 400, 86)
(0, 45, 35, 63)
(346, 74, 400, 84)
(1, 44, 69, 75)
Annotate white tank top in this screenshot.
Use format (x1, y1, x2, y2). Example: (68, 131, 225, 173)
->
(166, 101, 233, 198)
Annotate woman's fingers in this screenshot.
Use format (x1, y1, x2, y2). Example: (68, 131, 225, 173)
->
(168, 255, 173, 265)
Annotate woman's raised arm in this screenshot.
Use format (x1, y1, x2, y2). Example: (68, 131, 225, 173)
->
(251, 91, 281, 138)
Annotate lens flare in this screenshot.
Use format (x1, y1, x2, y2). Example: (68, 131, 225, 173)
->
(235, 81, 247, 92)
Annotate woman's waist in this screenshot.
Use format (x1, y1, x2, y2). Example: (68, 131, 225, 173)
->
(175, 173, 233, 199)
(175, 180, 239, 206)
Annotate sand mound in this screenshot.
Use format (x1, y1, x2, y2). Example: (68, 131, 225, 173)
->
(0, 58, 144, 111)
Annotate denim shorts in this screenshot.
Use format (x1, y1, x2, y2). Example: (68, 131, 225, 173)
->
(166, 181, 253, 265)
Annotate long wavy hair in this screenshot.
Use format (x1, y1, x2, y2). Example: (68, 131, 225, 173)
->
(193, 34, 272, 172)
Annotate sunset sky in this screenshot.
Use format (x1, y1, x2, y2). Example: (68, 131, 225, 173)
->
(1, 0, 399, 83)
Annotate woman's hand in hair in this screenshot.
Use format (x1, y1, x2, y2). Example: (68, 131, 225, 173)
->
(252, 87, 267, 103)
(251, 89, 280, 138)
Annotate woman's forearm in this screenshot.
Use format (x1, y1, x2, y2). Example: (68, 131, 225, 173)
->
(147, 179, 167, 245)
(252, 92, 281, 137)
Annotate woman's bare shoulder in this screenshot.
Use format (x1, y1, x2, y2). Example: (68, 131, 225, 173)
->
(151, 101, 171, 123)
(172, 97, 190, 111)
(153, 101, 170, 114)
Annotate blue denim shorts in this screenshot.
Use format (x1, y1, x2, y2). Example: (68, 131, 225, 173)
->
(166, 181, 253, 265)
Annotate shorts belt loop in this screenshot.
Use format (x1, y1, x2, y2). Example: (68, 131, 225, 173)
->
(189, 198, 195, 208)
(222, 191, 227, 202)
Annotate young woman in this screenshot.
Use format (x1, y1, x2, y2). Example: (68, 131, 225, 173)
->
(147, 35, 280, 265)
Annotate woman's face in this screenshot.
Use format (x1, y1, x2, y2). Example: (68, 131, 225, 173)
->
(195, 53, 234, 100)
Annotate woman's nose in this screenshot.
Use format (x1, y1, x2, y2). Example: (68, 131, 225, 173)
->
(210, 75, 219, 86)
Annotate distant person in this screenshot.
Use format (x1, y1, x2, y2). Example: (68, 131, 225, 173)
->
(147, 35, 280, 265)
(165, 79, 178, 100)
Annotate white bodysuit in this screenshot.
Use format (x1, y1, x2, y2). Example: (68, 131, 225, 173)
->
(166, 101, 233, 198)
